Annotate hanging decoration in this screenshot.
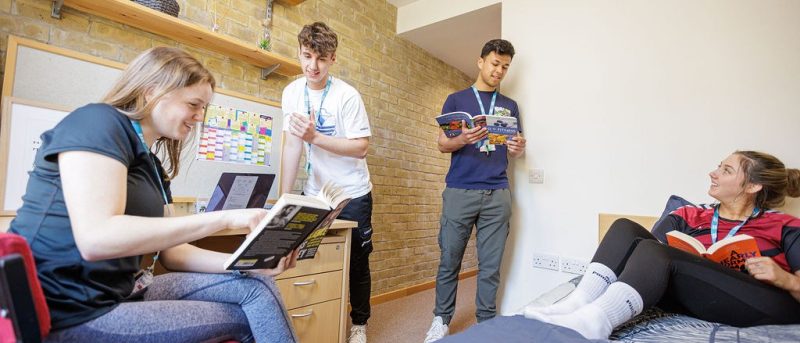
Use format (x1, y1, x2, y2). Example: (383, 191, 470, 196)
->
(259, 0, 273, 50)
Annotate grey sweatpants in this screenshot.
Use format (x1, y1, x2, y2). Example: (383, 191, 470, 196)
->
(433, 187, 511, 324)
(45, 272, 297, 343)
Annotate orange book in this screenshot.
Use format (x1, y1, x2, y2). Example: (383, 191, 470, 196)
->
(666, 231, 760, 272)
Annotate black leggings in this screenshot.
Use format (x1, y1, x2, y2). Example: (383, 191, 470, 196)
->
(594, 218, 800, 327)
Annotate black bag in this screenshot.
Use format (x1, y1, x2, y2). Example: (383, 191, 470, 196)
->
(132, 0, 180, 17)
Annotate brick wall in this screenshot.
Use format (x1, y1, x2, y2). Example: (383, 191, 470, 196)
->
(0, 0, 477, 296)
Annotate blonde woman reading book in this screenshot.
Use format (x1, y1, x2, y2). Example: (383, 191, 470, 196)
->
(524, 151, 800, 339)
(9, 47, 298, 342)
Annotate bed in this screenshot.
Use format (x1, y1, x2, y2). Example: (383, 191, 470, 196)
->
(439, 213, 800, 343)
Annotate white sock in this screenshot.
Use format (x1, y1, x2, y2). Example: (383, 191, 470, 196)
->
(524, 262, 616, 316)
(526, 282, 644, 340)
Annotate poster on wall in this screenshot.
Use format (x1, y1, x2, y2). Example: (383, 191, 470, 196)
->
(1, 98, 70, 211)
(197, 104, 274, 166)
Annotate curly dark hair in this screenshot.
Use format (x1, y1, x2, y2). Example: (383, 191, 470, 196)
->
(481, 39, 515, 59)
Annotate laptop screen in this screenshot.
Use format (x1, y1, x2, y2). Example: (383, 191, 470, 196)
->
(205, 173, 276, 212)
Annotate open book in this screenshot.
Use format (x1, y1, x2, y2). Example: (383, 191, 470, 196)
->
(435, 111, 519, 145)
(666, 231, 761, 271)
(224, 182, 351, 270)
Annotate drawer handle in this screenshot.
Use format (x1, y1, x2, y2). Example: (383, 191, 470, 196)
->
(293, 280, 317, 286)
(291, 310, 314, 318)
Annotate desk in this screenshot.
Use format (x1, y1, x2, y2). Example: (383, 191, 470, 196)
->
(201, 219, 355, 343)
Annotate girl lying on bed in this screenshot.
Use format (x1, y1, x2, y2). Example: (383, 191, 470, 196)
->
(524, 151, 800, 340)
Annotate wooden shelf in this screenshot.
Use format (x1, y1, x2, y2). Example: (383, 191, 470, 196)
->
(275, 0, 307, 5)
(60, 0, 301, 77)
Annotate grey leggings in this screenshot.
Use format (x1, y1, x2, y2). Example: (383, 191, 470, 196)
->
(45, 272, 297, 343)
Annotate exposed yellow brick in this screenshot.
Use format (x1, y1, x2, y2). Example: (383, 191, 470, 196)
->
(89, 22, 151, 51)
(19, 20, 48, 41)
(0, 0, 10, 13)
(51, 29, 119, 60)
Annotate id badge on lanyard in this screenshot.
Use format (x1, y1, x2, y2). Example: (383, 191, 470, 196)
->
(303, 77, 332, 175)
(472, 86, 497, 154)
(128, 119, 170, 298)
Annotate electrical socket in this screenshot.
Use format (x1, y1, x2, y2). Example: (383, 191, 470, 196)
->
(561, 257, 588, 275)
(532, 253, 560, 271)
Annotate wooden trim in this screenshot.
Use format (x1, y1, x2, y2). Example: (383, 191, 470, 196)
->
(7, 36, 127, 72)
(1, 36, 20, 100)
(5, 36, 280, 109)
(598, 213, 658, 240)
(370, 269, 478, 306)
(62, 0, 301, 76)
(215, 88, 280, 108)
(0, 97, 72, 210)
(275, 0, 306, 5)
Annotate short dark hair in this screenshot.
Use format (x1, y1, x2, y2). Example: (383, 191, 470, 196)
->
(298, 22, 338, 57)
(480, 39, 515, 59)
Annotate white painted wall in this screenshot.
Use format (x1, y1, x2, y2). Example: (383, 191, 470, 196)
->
(498, 0, 800, 314)
(395, 0, 500, 33)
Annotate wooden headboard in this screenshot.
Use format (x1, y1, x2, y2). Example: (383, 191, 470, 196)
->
(598, 213, 658, 240)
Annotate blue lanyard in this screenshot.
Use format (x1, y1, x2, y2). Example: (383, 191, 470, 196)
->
(710, 205, 759, 244)
(471, 85, 497, 115)
(302, 77, 332, 174)
(304, 77, 332, 126)
(129, 120, 169, 205)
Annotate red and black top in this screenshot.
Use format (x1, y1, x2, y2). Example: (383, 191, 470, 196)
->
(652, 204, 800, 273)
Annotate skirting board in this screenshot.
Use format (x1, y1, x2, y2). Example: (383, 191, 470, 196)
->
(370, 269, 478, 306)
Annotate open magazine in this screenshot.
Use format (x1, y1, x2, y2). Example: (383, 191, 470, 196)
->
(666, 231, 761, 271)
(223, 182, 351, 270)
(435, 111, 519, 145)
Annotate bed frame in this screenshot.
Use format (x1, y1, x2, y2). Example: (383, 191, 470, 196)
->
(598, 213, 658, 240)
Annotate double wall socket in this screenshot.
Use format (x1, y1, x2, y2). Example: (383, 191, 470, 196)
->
(532, 253, 589, 275)
(561, 257, 588, 275)
(532, 253, 559, 271)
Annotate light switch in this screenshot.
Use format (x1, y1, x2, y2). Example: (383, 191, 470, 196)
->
(529, 168, 544, 184)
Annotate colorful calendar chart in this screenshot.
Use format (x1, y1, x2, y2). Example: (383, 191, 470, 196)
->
(197, 104, 273, 166)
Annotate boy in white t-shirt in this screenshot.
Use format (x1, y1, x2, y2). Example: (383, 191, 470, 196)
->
(280, 22, 374, 343)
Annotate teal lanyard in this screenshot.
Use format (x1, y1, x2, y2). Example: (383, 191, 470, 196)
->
(471, 85, 497, 115)
(710, 205, 759, 244)
(303, 77, 332, 174)
(471, 86, 497, 154)
(129, 120, 169, 205)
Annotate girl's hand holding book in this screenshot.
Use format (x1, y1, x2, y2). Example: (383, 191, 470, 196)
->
(746, 256, 800, 292)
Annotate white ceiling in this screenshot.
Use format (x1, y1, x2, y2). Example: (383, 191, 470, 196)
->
(387, 1, 501, 77)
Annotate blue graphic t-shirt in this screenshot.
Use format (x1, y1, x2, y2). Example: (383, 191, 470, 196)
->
(441, 87, 521, 189)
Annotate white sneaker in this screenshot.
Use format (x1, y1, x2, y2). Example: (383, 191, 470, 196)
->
(423, 316, 449, 343)
(348, 324, 367, 343)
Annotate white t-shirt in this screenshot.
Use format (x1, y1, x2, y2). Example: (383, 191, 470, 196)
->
(282, 76, 372, 198)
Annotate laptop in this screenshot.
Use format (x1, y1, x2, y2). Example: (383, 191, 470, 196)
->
(205, 173, 276, 212)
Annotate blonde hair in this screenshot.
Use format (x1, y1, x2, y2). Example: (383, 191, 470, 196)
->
(102, 47, 215, 179)
(735, 150, 800, 209)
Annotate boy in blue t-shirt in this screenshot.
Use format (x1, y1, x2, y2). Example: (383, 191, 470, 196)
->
(424, 39, 526, 343)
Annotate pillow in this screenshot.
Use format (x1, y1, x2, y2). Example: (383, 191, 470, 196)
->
(652, 195, 694, 231)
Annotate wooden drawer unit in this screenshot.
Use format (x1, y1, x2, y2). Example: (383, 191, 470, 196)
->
(274, 223, 353, 343)
(277, 270, 342, 310)
(278, 241, 345, 279)
(289, 299, 342, 343)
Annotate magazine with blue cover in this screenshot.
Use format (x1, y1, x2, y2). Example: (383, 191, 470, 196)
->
(435, 111, 519, 145)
